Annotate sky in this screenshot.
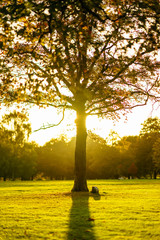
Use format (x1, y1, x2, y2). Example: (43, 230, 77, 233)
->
(28, 100, 160, 145)
(0, 100, 159, 146)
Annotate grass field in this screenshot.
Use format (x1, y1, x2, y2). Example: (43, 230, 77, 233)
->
(0, 179, 160, 240)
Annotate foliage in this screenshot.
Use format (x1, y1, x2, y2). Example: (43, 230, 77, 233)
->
(0, 128, 14, 181)
(19, 142, 38, 180)
(116, 135, 139, 178)
(134, 136, 153, 178)
(0, 110, 36, 180)
(140, 117, 160, 136)
(138, 117, 160, 178)
(0, 0, 159, 112)
(152, 138, 160, 175)
(37, 136, 74, 180)
(87, 132, 121, 179)
(1, 110, 32, 145)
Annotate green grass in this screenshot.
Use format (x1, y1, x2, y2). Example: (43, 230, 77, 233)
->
(0, 180, 160, 240)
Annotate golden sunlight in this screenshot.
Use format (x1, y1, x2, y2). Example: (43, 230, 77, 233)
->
(28, 101, 159, 146)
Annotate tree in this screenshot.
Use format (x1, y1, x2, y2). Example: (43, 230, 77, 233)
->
(87, 132, 121, 179)
(140, 117, 160, 178)
(127, 162, 138, 179)
(37, 136, 74, 180)
(0, 110, 32, 180)
(0, 127, 14, 180)
(116, 136, 139, 178)
(19, 142, 38, 180)
(107, 130, 121, 146)
(1, 111, 31, 145)
(138, 117, 160, 178)
(140, 117, 160, 136)
(0, 0, 159, 191)
(152, 138, 160, 178)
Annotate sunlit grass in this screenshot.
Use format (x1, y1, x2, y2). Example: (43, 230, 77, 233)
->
(0, 180, 160, 239)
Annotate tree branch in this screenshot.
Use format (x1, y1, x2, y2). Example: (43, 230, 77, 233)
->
(33, 108, 65, 132)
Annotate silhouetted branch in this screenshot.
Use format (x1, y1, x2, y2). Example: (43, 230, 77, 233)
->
(33, 108, 65, 132)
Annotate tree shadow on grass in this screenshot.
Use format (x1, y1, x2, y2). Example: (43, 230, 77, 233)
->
(67, 192, 100, 240)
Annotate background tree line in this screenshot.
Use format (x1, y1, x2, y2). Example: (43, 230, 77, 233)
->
(0, 111, 160, 181)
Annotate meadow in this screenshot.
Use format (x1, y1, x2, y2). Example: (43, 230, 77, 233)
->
(0, 179, 160, 240)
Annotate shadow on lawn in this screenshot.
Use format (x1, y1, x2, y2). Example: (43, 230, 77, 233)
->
(67, 193, 100, 240)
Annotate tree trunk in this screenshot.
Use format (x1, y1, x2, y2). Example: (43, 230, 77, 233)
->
(72, 109, 89, 192)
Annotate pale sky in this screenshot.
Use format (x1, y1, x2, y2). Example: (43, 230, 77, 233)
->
(28, 100, 160, 145)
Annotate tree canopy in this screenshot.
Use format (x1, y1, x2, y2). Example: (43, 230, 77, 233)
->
(0, 110, 36, 180)
(1, 110, 31, 145)
(0, 0, 159, 112)
(140, 117, 160, 136)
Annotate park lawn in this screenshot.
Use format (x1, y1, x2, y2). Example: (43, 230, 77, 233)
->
(0, 180, 160, 240)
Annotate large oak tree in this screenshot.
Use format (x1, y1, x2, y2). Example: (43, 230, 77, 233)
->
(0, 0, 160, 191)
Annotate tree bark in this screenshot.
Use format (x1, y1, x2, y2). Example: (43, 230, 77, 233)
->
(72, 108, 89, 192)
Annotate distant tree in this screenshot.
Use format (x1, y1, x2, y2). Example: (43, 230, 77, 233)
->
(0, 0, 159, 190)
(140, 117, 160, 137)
(0, 111, 32, 180)
(20, 142, 38, 180)
(87, 133, 107, 179)
(127, 162, 138, 179)
(0, 128, 14, 180)
(137, 117, 160, 178)
(116, 136, 139, 178)
(37, 136, 74, 180)
(152, 138, 160, 179)
(106, 130, 121, 146)
(1, 110, 31, 145)
(87, 132, 120, 179)
(36, 133, 122, 180)
(136, 136, 154, 178)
